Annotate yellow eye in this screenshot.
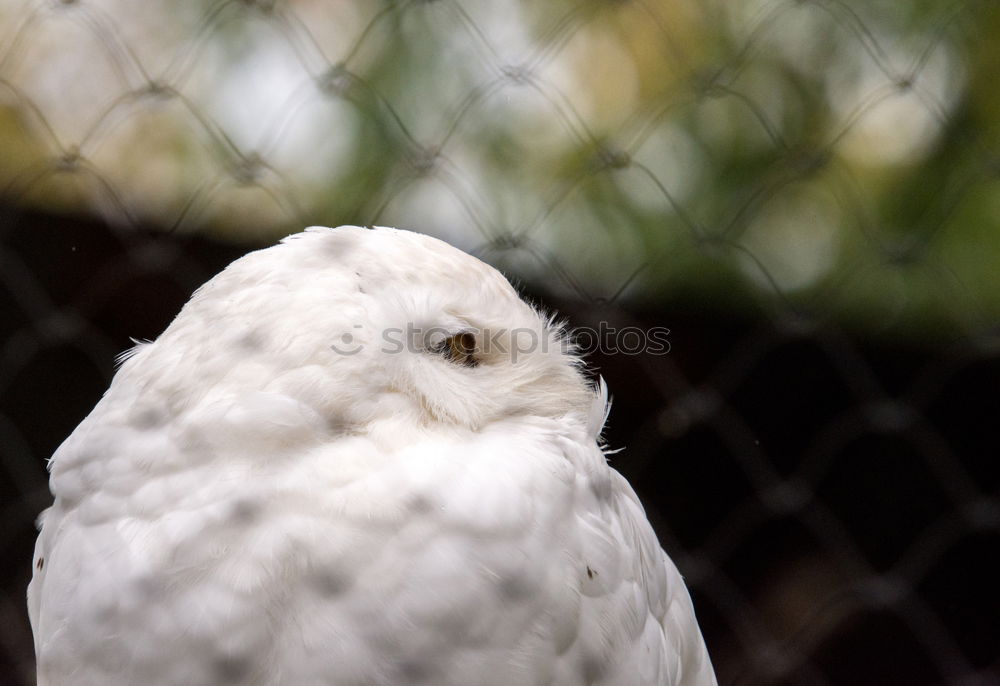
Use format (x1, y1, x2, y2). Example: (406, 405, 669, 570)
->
(436, 331, 478, 367)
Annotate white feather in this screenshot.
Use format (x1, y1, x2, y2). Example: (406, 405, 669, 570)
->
(29, 226, 716, 685)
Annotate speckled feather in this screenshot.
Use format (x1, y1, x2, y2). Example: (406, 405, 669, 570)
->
(29, 226, 716, 686)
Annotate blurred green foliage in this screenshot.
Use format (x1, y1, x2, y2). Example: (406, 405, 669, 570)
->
(0, 0, 998, 339)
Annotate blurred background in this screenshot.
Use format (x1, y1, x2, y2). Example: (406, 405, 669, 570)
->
(1, 0, 999, 683)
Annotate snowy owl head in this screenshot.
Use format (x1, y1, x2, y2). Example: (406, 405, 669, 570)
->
(118, 226, 597, 442)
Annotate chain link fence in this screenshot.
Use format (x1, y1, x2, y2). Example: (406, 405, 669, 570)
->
(1, 0, 999, 683)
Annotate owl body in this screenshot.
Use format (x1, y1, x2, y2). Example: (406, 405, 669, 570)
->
(29, 226, 716, 685)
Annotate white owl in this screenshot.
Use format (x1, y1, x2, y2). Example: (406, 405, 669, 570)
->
(28, 226, 717, 686)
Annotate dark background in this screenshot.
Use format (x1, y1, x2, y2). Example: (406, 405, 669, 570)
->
(2, 204, 998, 685)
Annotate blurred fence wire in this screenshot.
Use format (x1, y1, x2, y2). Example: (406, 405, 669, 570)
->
(1, 0, 999, 683)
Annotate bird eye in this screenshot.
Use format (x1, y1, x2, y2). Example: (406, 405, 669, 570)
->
(432, 331, 478, 367)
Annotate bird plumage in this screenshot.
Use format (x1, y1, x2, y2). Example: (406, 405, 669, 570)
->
(29, 225, 716, 685)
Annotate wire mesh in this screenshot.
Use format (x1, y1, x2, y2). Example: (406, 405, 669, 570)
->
(1, 0, 999, 684)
